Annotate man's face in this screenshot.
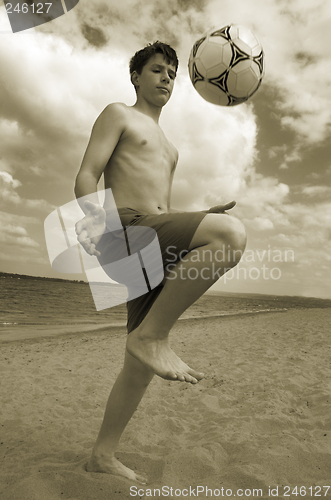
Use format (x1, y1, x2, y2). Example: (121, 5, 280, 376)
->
(134, 53, 176, 106)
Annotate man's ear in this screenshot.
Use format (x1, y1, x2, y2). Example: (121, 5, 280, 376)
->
(131, 71, 140, 88)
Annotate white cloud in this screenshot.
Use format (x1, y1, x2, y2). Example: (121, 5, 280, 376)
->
(0, 223, 27, 237)
(0, 210, 39, 225)
(0, 171, 54, 212)
(301, 185, 331, 198)
(2, 232, 39, 248)
(0, 171, 22, 205)
(237, 178, 290, 217)
(0, 211, 40, 266)
(279, 148, 303, 170)
(0, 171, 21, 188)
(244, 217, 274, 231)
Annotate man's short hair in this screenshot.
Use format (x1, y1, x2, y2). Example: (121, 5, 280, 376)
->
(129, 41, 179, 77)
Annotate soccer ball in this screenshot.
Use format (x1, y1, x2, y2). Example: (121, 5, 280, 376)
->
(188, 24, 265, 106)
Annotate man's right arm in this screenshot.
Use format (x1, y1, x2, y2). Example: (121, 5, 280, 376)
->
(74, 103, 126, 255)
(74, 103, 126, 213)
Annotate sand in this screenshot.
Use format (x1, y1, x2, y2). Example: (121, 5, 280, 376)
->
(0, 309, 330, 500)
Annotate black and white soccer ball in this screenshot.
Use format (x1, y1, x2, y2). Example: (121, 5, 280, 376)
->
(188, 24, 265, 106)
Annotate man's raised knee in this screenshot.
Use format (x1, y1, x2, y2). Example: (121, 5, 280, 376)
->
(214, 216, 246, 267)
(228, 216, 246, 249)
(189, 213, 246, 261)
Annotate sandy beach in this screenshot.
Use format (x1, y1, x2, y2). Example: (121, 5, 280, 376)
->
(1, 308, 330, 499)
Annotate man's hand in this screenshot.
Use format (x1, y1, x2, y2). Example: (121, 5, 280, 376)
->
(75, 201, 106, 257)
(205, 201, 236, 214)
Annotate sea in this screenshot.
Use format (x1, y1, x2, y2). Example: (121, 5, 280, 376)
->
(1, 272, 331, 342)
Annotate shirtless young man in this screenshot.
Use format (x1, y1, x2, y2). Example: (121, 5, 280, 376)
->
(75, 42, 246, 483)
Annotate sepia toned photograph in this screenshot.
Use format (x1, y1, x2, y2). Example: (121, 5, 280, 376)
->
(0, 1, 331, 498)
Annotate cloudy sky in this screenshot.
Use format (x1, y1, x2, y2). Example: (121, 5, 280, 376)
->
(1, 0, 331, 299)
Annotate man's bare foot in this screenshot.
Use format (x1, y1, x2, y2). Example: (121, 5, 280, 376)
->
(126, 327, 204, 383)
(86, 454, 147, 484)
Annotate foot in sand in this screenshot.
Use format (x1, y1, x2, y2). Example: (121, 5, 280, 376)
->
(126, 328, 204, 383)
(86, 454, 147, 484)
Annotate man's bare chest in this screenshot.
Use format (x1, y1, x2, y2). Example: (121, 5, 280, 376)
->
(119, 119, 176, 163)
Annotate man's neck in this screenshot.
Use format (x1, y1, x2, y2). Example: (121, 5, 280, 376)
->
(132, 98, 162, 124)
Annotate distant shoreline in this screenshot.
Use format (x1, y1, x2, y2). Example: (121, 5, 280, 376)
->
(0, 271, 88, 285)
(2, 271, 331, 345)
(1, 271, 331, 302)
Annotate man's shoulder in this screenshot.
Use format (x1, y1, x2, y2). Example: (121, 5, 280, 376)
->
(100, 102, 129, 120)
(92, 102, 130, 133)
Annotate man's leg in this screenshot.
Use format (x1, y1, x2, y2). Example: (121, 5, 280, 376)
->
(87, 349, 154, 482)
(86, 214, 245, 479)
(126, 214, 247, 383)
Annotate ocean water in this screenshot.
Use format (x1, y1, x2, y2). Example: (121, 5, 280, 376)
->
(1, 272, 331, 342)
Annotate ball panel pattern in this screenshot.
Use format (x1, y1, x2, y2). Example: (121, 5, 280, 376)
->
(188, 24, 264, 106)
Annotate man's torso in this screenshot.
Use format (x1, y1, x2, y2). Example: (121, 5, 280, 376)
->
(103, 103, 178, 215)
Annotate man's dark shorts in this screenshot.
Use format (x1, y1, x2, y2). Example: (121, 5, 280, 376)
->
(96, 207, 207, 333)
